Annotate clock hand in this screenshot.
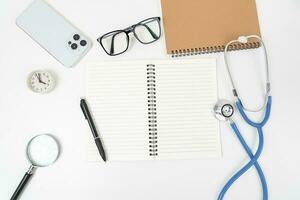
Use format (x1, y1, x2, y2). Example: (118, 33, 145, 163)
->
(35, 73, 40, 81)
(40, 80, 47, 84)
(39, 74, 48, 84)
(35, 73, 43, 83)
(36, 73, 47, 84)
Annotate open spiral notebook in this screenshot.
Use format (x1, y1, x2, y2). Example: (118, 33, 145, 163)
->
(85, 59, 221, 161)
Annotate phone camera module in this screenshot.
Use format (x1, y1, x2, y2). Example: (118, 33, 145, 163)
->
(80, 40, 87, 46)
(71, 43, 78, 50)
(73, 34, 80, 41)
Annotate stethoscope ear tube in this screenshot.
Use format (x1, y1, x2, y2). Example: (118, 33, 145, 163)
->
(224, 35, 271, 113)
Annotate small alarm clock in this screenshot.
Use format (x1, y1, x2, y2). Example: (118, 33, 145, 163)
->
(28, 70, 56, 93)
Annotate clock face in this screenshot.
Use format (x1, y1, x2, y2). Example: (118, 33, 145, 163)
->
(28, 71, 55, 93)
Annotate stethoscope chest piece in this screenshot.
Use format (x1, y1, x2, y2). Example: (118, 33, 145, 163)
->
(213, 100, 235, 121)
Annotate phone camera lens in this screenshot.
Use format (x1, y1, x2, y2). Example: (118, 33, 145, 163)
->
(73, 34, 80, 40)
(71, 43, 78, 50)
(80, 40, 87, 46)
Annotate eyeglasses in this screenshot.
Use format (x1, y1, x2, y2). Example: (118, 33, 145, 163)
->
(97, 17, 161, 56)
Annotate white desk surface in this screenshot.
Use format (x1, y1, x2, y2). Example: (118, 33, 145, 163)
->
(1, 0, 300, 199)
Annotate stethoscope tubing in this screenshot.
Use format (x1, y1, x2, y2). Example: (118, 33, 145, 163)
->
(237, 96, 272, 128)
(217, 123, 267, 200)
(230, 123, 268, 200)
(218, 96, 272, 200)
(217, 124, 265, 200)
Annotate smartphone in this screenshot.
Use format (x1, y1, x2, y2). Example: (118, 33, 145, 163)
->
(16, 0, 92, 67)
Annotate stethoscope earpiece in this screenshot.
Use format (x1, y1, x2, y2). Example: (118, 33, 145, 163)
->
(237, 36, 248, 44)
(213, 100, 235, 122)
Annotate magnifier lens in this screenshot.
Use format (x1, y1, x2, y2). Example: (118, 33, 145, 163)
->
(27, 135, 59, 167)
(11, 134, 60, 200)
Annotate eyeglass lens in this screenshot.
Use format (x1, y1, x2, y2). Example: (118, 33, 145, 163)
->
(134, 18, 161, 44)
(100, 31, 128, 56)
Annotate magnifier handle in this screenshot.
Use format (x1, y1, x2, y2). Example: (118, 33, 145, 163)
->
(11, 166, 35, 200)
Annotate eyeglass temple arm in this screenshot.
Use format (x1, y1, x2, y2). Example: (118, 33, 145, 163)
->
(124, 21, 158, 40)
(109, 34, 116, 55)
(141, 24, 159, 39)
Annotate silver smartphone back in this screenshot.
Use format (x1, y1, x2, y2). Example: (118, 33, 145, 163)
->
(16, 0, 92, 67)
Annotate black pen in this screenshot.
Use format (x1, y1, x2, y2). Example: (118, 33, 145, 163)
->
(80, 98, 106, 162)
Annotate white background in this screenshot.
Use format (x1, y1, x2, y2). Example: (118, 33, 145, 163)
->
(1, 0, 300, 199)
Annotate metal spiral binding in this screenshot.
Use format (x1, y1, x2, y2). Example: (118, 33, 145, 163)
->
(171, 42, 261, 57)
(147, 64, 158, 156)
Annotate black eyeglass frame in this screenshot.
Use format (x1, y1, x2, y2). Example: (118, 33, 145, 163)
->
(97, 17, 161, 56)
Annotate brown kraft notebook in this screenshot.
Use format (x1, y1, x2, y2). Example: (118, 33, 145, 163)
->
(160, 0, 261, 56)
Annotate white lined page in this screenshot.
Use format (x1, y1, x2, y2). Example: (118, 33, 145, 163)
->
(86, 59, 220, 161)
(86, 62, 150, 161)
(154, 59, 220, 159)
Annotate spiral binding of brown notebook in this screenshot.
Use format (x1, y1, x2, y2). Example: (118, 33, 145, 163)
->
(160, 0, 261, 57)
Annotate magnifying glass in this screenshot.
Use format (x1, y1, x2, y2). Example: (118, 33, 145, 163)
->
(11, 134, 60, 200)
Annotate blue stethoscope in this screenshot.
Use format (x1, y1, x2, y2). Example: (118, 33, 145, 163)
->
(214, 35, 271, 200)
